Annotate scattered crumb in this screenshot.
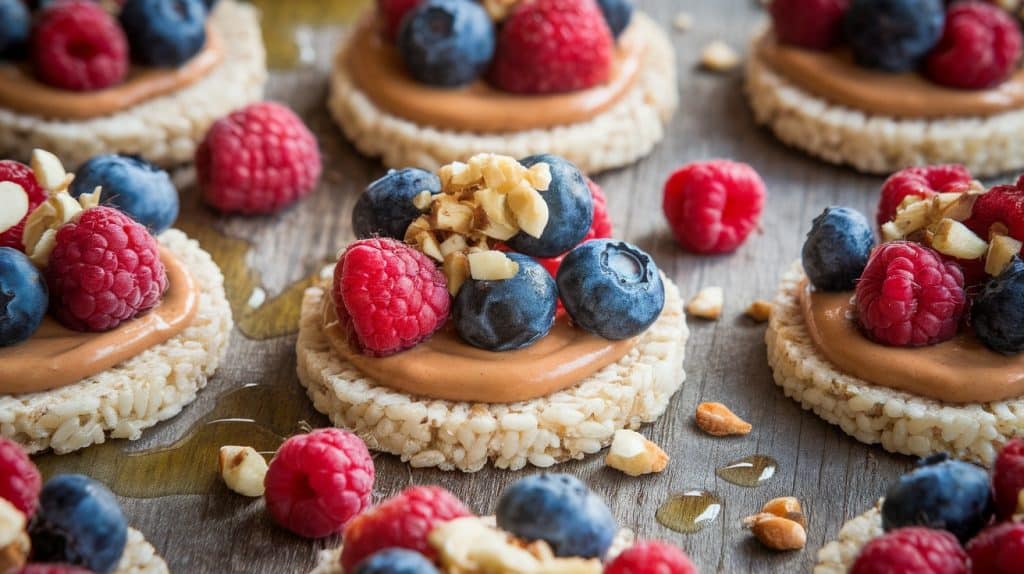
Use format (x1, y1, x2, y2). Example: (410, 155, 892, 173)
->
(605, 430, 669, 477)
(687, 286, 724, 320)
(673, 12, 693, 32)
(745, 299, 773, 322)
(701, 41, 741, 72)
(695, 402, 752, 436)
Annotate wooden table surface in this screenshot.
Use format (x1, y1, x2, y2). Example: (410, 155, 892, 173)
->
(31, 0, 939, 572)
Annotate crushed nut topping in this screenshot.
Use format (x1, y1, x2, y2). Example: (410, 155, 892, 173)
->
(605, 429, 669, 476)
(0, 499, 28, 574)
(745, 299, 773, 322)
(701, 41, 740, 72)
(695, 402, 752, 436)
(687, 286, 724, 320)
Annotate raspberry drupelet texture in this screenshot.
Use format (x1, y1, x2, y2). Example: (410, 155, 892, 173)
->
(850, 527, 968, 574)
(339, 486, 472, 572)
(31, 0, 129, 91)
(0, 437, 41, 518)
(966, 522, 1024, 574)
(876, 164, 972, 227)
(332, 238, 450, 357)
(489, 0, 613, 94)
(662, 160, 766, 255)
(855, 242, 966, 347)
(925, 2, 1023, 90)
(0, 160, 48, 252)
(993, 438, 1024, 519)
(46, 207, 168, 333)
(263, 428, 374, 539)
(537, 179, 612, 277)
(604, 541, 698, 574)
(769, 0, 849, 50)
(196, 102, 322, 215)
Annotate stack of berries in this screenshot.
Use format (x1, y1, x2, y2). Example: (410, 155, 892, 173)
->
(0, 0, 215, 91)
(801, 164, 1024, 355)
(375, 0, 635, 94)
(850, 439, 1024, 574)
(770, 0, 1023, 90)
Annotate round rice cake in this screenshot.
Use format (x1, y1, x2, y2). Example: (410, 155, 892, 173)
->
(766, 262, 1024, 467)
(296, 276, 688, 473)
(0, 0, 266, 169)
(0, 229, 233, 455)
(326, 12, 677, 175)
(813, 503, 884, 574)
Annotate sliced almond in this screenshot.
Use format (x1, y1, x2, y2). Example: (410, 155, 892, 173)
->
(468, 250, 519, 280)
(986, 234, 1023, 277)
(605, 429, 669, 476)
(30, 149, 68, 192)
(695, 402, 752, 436)
(0, 182, 29, 235)
(218, 446, 268, 497)
(929, 219, 988, 260)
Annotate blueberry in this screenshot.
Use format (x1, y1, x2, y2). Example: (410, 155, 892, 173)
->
(29, 474, 128, 574)
(557, 239, 664, 340)
(596, 0, 633, 39)
(397, 0, 495, 87)
(120, 0, 208, 67)
(0, 0, 29, 58)
(972, 256, 1024, 355)
(70, 155, 179, 234)
(801, 207, 874, 291)
(881, 456, 994, 543)
(844, 0, 944, 72)
(355, 548, 440, 574)
(0, 247, 48, 347)
(506, 155, 593, 258)
(496, 473, 617, 559)
(453, 253, 556, 351)
(352, 168, 442, 240)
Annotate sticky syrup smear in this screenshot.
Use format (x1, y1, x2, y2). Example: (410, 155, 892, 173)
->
(656, 490, 722, 534)
(249, 0, 373, 69)
(716, 455, 778, 487)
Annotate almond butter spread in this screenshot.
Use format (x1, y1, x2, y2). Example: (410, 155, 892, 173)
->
(344, 18, 645, 133)
(0, 30, 223, 121)
(756, 30, 1024, 119)
(322, 298, 637, 403)
(0, 248, 200, 394)
(800, 282, 1024, 404)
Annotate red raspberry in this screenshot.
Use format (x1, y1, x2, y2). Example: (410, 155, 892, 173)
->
(0, 437, 41, 518)
(196, 102, 322, 215)
(876, 165, 973, 227)
(46, 206, 168, 332)
(662, 159, 766, 254)
(536, 179, 612, 277)
(14, 566, 95, 574)
(489, 0, 613, 94)
(0, 160, 47, 252)
(855, 242, 967, 347)
(769, 0, 849, 50)
(332, 238, 450, 357)
(604, 541, 698, 574)
(340, 486, 472, 572)
(993, 438, 1024, 519)
(264, 428, 374, 539)
(966, 522, 1024, 573)
(851, 528, 968, 574)
(965, 179, 1024, 248)
(377, 0, 422, 41)
(925, 2, 1023, 90)
(31, 0, 128, 91)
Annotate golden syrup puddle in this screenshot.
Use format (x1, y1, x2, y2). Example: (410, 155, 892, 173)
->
(716, 455, 778, 487)
(656, 490, 722, 534)
(249, 0, 373, 69)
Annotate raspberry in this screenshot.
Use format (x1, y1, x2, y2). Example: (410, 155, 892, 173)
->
(31, 0, 128, 91)
(850, 527, 968, 574)
(0, 160, 47, 252)
(993, 438, 1024, 519)
(377, 0, 423, 41)
(196, 102, 322, 215)
(263, 428, 374, 539)
(0, 437, 41, 518)
(46, 206, 168, 332)
(966, 522, 1024, 574)
(855, 242, 967, 347)
(339, 486, 472, 572)
(489, 0, 613, 94)
(769, 0, 849, 50)
(662, 160, 766, 254)
(332, 238, 450, 357)
(925, 2, 1023, 90)
(876, 165, 972, 227)
(536, 179, 612, 277)
(604, 541, 698, 574)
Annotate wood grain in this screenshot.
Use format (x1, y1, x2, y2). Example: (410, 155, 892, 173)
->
(60, 0, 935, 571)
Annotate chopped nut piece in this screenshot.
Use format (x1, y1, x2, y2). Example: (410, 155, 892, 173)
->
(412, 190, 435, 211)
(0, 498, 28, 574)
(695, 402, 752, 436)
(673, 12, 693, 31)
(743, 513, 807, 551)
(687, 286, 724, 320)
(22, 189, 100, 267)
(0, 182, 29, 235)
(745, 299, 773, 322)
(605, 430, 669, 477)
(440, 235, 469, 258)
(468, 250, 520, 280)
(444, 252, 471, 296)
(219, 446, 269, 497)
(701, 41, 740, 72)
(760, 496, 806, 528)
(30, 148, 70, 192)
(986, 234, 1023, 277)
(433, 196, 476, 234)
(885, 185, 987, 242)
(507, 181, 550, 239)
(929, 219, 988, 260)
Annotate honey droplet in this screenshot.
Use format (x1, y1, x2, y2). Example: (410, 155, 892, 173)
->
(656, 490, 722, 534)
(248, 0, 373, 69)
(716, 455, 778, 487)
